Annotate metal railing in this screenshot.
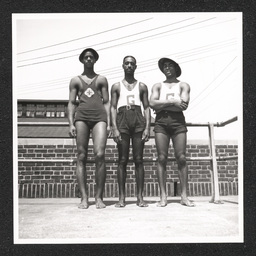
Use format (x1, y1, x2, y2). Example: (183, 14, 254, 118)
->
(18, 116, 238, 203)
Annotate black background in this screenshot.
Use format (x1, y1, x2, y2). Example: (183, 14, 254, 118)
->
(1, 0, 256, 255)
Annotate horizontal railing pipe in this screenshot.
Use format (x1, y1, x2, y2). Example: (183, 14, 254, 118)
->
(18, 155, 238, 164)
(216, 116, 238, 127)
(17, 116, 238, 128)
(18, 122, 68, 126)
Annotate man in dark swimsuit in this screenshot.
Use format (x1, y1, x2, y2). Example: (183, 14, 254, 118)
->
(111, 56, 151, 207)
(149, 57, 195, 207)
(68, 48, 111, 209)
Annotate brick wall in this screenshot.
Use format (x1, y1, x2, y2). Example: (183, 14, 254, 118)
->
(17, 140, 238, 198)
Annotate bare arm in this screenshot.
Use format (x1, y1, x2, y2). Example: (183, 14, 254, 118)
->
(110, 82, 122, 143)
(149, 82, 189, 112)
(67, 77, 79, 137)
(149, 83, 171, 110)
(179, 82, 190, 110)
(140, 82, 151, 142)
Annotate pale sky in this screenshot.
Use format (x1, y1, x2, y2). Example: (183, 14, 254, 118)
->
(12, 12, 243, 140)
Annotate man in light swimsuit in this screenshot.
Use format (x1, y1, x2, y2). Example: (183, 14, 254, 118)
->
(111, 56, 151, 207)
(149, 57, 195, 207)
(68, 48, 111, 209)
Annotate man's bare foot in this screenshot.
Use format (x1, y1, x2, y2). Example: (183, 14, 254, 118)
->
(95, 198, 106, 209)
(180, 198, 195, 207)
(78, 199, 89, 209)
(156, 197, 167, 207)
(136, 199, 148, 207)
(115, 200, 126, 208)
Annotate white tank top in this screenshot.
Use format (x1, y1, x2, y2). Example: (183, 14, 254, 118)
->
(157, 82, 181, 113)
(159, 82, 181, 101)
(117, 80, 141, 109)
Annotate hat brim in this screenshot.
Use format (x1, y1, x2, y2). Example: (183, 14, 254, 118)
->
(79, 48, 99, 62)
(158, 58, 181, 77)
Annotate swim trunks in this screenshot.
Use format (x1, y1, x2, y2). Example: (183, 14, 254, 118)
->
(117, 105, 146, 135)
(154, 110, 187, 137)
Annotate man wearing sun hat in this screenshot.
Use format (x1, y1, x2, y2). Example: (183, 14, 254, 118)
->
(68, 48, 111, 209)
(149, 57, 195, 207)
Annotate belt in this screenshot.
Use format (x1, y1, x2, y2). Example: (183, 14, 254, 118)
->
(156, 110, 183, 118)
(118, 105, 141, 112)
(157, 110, 172, 115)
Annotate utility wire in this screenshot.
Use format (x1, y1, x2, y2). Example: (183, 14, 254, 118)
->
(17, 18, 153, 55)
(124, 18, 236, 47)
(18, 50, 236, 94)
(107, 50, 236, 80)
(18, 42, 236, 90)
(176, 41, 236, 58)
(186, 56, 237, 113)
(18, 17, 194, 62)
(17, 17, 216, 68)
(187, 68, 237, 120)
(18, 41, 236, 91)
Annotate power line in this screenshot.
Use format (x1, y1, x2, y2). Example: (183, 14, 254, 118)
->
(186, 56, 237, 113)
(176, 41, 236, 59)
(18, 17, 195, 63)
(187, 68, 237, 120)
(108, 50, 236, 80)
(18, 40, 236, 90)
(17, 17, 216, 68)
(123, 18, 236, 48)
(103, 42, 236, 77)
(18, 50, 237, 95)
(188, 68, 237, 118)
(17, 18, 153, 55)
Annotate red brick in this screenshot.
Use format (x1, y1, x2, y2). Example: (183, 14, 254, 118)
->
(24, 145, 37, 148)
(64, 145, 75, 148)
(188, 149, 200, 153)
(43, 154, 55, 157)
(18, 149, 27, 153)
(225, 149, 237, 153)
(41, 171, 54, 175)
(32, 175, 44, 179)
(55, 149, 67, 153)
(61, 179, 74, 183)
(20, 171, 33, 175)
(23, 154, 36, 157)
(44, 145, 56, 148)
(197, 145, 209, 149)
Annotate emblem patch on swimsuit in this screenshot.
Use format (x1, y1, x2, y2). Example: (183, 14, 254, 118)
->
(84, 88, 94, 97)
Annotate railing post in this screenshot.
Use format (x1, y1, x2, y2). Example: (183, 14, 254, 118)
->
(208, 123, 223, 204)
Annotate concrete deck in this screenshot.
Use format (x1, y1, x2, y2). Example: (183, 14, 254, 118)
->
(16, 196, 243, 244)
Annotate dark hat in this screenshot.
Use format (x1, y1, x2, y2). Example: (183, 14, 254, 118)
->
(158, 58, 181, 77)
(79, 48, 99, 62)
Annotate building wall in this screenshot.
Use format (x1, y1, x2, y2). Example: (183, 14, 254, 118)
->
(17, 138, 238, 198)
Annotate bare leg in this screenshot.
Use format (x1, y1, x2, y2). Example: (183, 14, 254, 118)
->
(132, 132, 148, 207)
(92, 121, 107, 209)
(115, 133, 130, 207)
(75, 121, 90, 209)
(155, 132, 170, 207)
(172, 132, 195, 207)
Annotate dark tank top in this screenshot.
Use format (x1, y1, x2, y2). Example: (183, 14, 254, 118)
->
(74, 75, 107, 123)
